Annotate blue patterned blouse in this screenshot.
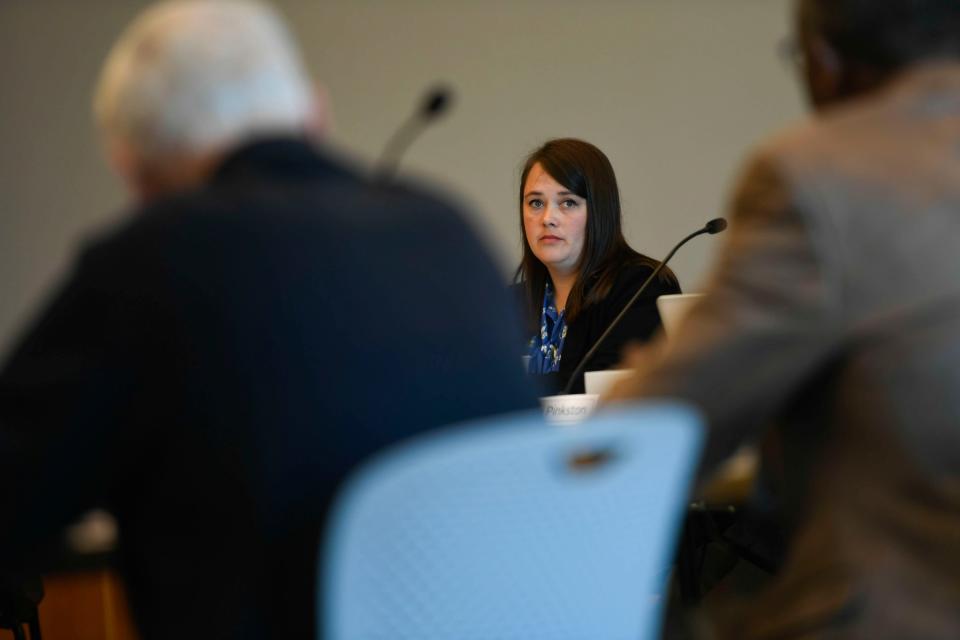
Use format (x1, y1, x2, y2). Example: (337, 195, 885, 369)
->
(526, 281, 568, 374)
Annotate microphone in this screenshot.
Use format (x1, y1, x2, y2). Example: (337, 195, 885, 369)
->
(376, 85, 453, 182)
(705, 218, 727, 234)
(560, 218, 727, 395)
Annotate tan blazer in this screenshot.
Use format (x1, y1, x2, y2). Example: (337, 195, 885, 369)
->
(615, 64, 960, 639)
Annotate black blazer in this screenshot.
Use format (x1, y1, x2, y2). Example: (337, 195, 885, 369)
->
(0, 138, 537, 638)
(516, 264, 681, 394)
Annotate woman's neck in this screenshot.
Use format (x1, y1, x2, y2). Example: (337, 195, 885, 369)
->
(548, 270, 577, 312)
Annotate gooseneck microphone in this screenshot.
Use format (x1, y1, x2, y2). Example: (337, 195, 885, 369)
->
(560, 218, 727, 395)
(376, 85, 453, 182)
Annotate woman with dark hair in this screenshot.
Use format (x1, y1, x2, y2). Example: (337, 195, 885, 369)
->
(515, 138, 680, 394)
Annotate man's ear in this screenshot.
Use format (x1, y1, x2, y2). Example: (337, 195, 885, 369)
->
(304, 82, 333, 140)
(105, 140, 151, 200)
(803, 34, 845, 110)
(106, 140, 133, 182)
(104, 140, 181, 204)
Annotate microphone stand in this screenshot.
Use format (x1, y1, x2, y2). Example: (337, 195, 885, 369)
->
(560, 220, 725, 395)
(375, 86, 452, 183)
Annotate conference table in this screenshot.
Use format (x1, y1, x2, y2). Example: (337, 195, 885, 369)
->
(37, 570, 137, 640)
(21, 511, 138, 640)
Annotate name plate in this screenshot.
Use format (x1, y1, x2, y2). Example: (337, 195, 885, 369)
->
(540, 394, 599, 425)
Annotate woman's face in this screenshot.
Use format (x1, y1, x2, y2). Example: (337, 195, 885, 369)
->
(522, 162, 588, 277)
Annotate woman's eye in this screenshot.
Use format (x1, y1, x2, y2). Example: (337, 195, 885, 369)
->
(561, 199, 579, 208)
(527, 199, 543, 209)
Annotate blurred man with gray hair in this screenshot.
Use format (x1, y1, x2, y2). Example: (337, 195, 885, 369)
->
(93, 0, 326, 201)
(0, 1, 534, 637)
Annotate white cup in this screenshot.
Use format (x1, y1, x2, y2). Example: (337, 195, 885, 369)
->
(540, 394, 599, 425)
(583, 369, 635, 396)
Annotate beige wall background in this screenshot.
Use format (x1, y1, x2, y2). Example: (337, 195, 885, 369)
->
(0, 0, 803, 352)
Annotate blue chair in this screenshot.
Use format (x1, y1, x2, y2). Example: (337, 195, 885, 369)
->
(321, 402, 704, 640)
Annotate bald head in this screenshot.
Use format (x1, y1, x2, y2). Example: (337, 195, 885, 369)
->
(94, 0, 326, 201)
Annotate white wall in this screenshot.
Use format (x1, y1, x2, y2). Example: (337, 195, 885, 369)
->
(0, 0, 803, 351)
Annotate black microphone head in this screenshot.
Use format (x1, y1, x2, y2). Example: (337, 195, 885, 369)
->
(705, 218, 727, 234)
(421, 86, 453, 119)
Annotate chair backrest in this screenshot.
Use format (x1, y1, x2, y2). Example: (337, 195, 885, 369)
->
(321, 401, 703, 640)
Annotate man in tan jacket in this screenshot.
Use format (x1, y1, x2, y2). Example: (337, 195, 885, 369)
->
(613, 1, 960, 637)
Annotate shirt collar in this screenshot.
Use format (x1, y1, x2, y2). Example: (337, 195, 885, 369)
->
(210, 136, 357, 187)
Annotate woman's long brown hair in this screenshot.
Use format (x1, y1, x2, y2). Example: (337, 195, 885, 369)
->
(517, 138, 676, 331)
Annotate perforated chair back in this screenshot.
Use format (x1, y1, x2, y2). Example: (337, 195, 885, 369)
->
(321, 402, 703, 640)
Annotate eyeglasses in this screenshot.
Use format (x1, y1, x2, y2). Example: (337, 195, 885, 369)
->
(777, 36, 805, 73)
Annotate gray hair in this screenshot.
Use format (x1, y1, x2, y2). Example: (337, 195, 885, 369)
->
(94, 0, 315, 161)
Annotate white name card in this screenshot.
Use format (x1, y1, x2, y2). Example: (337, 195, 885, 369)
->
(540, 394, 599, 425)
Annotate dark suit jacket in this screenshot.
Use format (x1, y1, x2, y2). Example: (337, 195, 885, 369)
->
(615, 65, 960, 639)
(516, 264, 681, 395)
(0, 138, 537, 639)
